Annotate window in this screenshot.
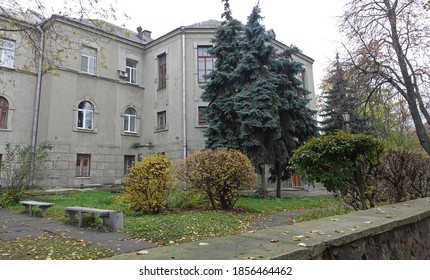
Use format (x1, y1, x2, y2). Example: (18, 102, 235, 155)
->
(0, 39, 15, 68)
(81, 46, 97, 74)
(75, 154, 91, 177)
(0, 97, 8, 129)
(124, 155, 135, 175)
(126, 59, 137, 84)
(198, 46, 214, 83)
(158, 53, 167, 89)
(198, 106, 208, 125)
(298, 70, 305, 88)
(124, 107, 137, 133)
(157, 111, 166, 129)
(77, 101, 94, 130)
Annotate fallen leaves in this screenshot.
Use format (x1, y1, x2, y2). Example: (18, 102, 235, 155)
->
(293, 235, 304, 241)
(137, 250, 149, 255)
(0, 234, 115, 260)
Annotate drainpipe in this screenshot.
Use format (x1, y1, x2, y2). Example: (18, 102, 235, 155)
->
(30, 25, 44, 186)
(181, 26, 187, 159)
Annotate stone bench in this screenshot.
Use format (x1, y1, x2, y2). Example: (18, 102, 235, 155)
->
(64, 206, 124, 232)
(20, 200, 54, 217)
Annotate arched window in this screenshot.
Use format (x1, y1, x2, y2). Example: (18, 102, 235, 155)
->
(124, 107, 137, 133)
(0, 97, 8, 129)
(77, 101, 94, 130)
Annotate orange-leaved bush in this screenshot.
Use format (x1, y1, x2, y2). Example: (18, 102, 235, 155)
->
(121, 153, 173, 214)
(175, 148, 257, 210)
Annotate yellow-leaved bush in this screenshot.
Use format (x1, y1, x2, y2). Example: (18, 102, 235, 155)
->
(121, 153, 173, 214)
(175, 148, 257, 210)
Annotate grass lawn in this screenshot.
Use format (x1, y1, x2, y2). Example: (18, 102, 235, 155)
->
(3, 189, 350, 259)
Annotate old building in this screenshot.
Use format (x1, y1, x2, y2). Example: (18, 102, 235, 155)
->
(0, 11, 315, 188)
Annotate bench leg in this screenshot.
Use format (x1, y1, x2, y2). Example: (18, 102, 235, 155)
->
(29, 205, 33, 216)
(108, 212, 124, 231)
(101, 216, 110, 228)
(66, 211, 77, 224)
(40, 207, 48, 217)
(78, 212, 83, 227)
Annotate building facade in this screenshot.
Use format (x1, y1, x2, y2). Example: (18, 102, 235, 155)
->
(0, 12, 315, 188)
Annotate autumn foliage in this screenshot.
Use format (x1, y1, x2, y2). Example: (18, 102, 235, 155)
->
(175, 148, 257, 210)
(121, 153, 173, 214)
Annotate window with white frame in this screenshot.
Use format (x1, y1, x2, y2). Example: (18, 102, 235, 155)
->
(0, 39, 15, 68)
(197, 46, 214, 83)
(75, 154, 91, 177)
(0, 97, 8, 129)
(126, 59, 137, 84)
(157, 111, 166, 129)
(124, 107, 137, 133)
(80, 46, 97, 74)
(77, 101, 94, 130)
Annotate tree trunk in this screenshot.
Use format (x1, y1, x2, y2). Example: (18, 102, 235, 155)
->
(260, 165, 268, 199)
(276, 164, 282, 198)
(384, 0, 430, 156)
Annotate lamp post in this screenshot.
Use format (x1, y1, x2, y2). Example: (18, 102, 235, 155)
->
(343, 112, 351, 134)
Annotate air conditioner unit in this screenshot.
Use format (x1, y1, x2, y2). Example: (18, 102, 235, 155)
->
(118, 70, 128, 78)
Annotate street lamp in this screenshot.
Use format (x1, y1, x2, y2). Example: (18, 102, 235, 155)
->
(342, 112, 351, 134)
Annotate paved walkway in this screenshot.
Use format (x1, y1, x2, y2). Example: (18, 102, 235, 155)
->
(0, 208, 157, 253)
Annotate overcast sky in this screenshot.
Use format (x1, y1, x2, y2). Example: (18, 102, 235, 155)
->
(121, 0, 347, 92)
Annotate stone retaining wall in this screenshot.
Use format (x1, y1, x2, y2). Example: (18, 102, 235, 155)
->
(110, 197, 430, 260)
(314, 214, 430, 259)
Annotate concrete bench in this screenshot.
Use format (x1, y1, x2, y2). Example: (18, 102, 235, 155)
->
(20, 200, 54, 217)
(64, 206, 124, 232)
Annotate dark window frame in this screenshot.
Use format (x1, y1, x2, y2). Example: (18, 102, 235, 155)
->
(197, 46, 214, 83)
(75, 154, 91, 177)
(0, 97, 8, 129)
(157, 111, 167, 129)
(158, 53, 167, 90)
(198, 106, 208, 126)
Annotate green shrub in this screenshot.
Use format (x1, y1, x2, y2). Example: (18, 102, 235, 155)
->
(291, 131, 384, 210)
(121, 153, 173, 214)
(175, 148, 257, 210)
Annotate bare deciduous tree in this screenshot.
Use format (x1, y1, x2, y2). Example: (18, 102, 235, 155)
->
(341, 0, 430, 155)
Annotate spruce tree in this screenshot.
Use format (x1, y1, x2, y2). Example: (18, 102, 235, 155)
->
(319, 55, 370, 134)
(269, 47, 317, 197)
(202, 2, 317, 198)
(232, 4, 281, 169)
(201, 0, 243, 149)
(319, 55, 350, 134)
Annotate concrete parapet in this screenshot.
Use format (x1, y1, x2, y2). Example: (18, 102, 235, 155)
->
(109, 197, 430, 260)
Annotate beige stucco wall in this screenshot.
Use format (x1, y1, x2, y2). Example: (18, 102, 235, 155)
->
(1, 16, 316, 188)
(0, 19, 38, 153)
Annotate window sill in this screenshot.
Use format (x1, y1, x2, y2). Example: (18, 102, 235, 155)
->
(73, 128, 98, 133)
(79, 71, 97, 77)
(121, 131, 140, 137)
(195, 124, 209, 128)
(125, 81, 139, 86)
(155, 127, 168, 133)
(0, 128, 12, 132)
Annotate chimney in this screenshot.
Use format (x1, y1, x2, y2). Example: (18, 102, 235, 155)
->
(137, 26, 152, 40)
(143, 30, 152, 39)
